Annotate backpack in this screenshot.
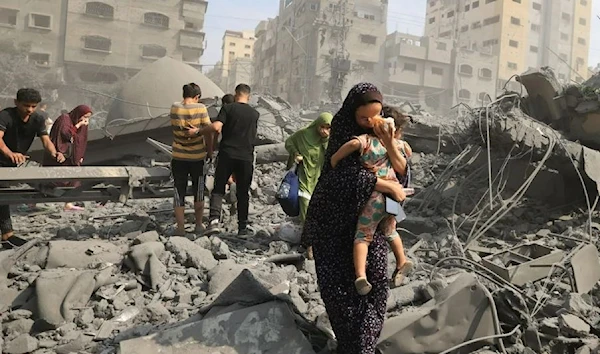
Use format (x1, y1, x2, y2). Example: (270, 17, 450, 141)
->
(276, 164, 300, 217)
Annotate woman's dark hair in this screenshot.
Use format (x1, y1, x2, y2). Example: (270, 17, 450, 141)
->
(383, 106, 411, 130)
(16, 88, 42, 103)
(183, 83, 201, 99)
(221, 94, 234, 105)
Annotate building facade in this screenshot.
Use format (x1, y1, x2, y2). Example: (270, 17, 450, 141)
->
(213, 30, 255, 91)
(0, 0, 207, 88)
(424, 0, 591, 90)
(257, 0, 388, 106)
(383, 32, 497, 110)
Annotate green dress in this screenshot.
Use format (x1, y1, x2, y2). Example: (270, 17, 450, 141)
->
(284, 112, 333, 222)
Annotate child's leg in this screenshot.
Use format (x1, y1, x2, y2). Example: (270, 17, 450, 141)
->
(353, 241, 369, 279)
(382, 216, 413, 286)
(353, 193, 381, 295)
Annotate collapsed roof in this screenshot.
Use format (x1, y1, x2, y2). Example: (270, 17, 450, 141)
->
(106, 57, 224, 125)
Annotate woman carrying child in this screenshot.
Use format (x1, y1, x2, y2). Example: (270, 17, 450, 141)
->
(331, 105, 413, 295)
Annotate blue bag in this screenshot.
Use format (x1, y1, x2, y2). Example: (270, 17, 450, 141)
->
(276, 165, 300, 217)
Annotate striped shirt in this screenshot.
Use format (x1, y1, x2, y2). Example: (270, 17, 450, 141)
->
(170, 102, 211, 161)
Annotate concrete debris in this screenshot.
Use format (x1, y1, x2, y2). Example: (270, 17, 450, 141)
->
(4, 69, 600, 353)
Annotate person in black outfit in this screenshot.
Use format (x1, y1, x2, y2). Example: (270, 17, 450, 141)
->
(200, 84, 260, 237)
(0, 88, 66, 248)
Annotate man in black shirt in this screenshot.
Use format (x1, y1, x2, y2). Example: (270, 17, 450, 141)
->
(0, 88, 65, 248)
(200, 84, 260, 237)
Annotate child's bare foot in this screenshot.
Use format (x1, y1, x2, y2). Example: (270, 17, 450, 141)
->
(355, 277, 372, 295)
(392, 260, 414, 287)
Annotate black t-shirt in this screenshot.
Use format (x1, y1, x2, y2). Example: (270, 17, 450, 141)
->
(216, 102, 260, 161)
(0, 107, 48, 165)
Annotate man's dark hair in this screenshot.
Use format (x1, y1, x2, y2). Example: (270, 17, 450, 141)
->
(222, 94, 235, 105)
(383, 105, 411, 130)
(235, 84, 251, 96)
(183, 83, 202, 99)
(16, 88, 42, 103)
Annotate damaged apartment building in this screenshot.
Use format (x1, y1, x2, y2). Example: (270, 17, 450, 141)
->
(252, 0, 389, 105)
(420, 0, 591, 105)
(0, 0, 207, 109)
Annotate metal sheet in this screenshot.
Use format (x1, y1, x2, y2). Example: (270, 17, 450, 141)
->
(571, 244, 600, 294)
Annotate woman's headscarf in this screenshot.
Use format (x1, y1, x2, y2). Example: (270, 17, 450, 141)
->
(47, 105, 92, 166)
(285, 112, 333, 194)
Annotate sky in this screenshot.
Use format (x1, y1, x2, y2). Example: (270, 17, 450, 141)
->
(202, 0, 600, 70)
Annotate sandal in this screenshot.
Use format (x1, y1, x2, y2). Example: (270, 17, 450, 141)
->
(355, 277, 372, 296)
(392, 260, 414, 287)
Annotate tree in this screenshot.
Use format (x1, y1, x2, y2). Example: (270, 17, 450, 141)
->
(0, 39, 43, 96)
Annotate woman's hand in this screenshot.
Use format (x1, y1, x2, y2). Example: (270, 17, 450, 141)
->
(295, 155, 303, 164)
(375, 179, 406, 202)
(373, 120, 395, 147)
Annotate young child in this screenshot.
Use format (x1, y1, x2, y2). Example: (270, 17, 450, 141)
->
(331, 106, 413, 295)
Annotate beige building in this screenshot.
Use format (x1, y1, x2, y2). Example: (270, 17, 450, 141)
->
(384, 32, 497, 110)
(214, 30, 256, 91)
(0, 0, 207, 88)
(253, 18, 279, 94)
(267, 0, 388, 105)
(425, 0, 592, 91)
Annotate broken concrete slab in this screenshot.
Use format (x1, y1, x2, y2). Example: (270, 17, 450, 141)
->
(132, 231, 160, 245)
(166, 237, 218, 273)
(559, 313, 591, 337)
(571, 244, 600, 294)
(517, 68, 563, 123)
(4, 334, 38, 354)
(377, 273, 496, 353)
(481, 243, 565, 286)
(128, 241, 167, 290)
(46, 240, 126, 269)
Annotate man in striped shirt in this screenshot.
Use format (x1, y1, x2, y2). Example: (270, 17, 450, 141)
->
(170, 83, 212, 236)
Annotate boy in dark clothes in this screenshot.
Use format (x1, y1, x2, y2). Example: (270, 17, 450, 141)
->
(0, 88, 65, 248)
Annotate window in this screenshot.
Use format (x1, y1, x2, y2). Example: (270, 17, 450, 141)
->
(228, 51, 235, 56)
(432, 67, 444, 75)
(141, 45, 166, 58)
(458, 89, 471, 100)
(244, 53, 251, 58)
(480, 68, 492, 79)
(83, 35, 111, 52)
(465, 4, 470, 11)
(561, 33, 569, 41)
(429, 17, 435, 24)
(459, 64, 473, 76)
(29, 53, 50, 66)
(361, 34, 377, 45)
(403, 63, 417, 71)
(530, 45, 538, 53)
(429, 1, 436, 6)
(579, 18, 587, 26)
(0, 8, 18, 26)
(578, 37, 586, 45)
(510, 17, 521, 25)
(562, 13, 571, 22)
(513, 0, 521, 2)
(85, 2, 114, 19)
(509, 40, 518, 48)
(485, 0, 496, 3)
(532, 3, 541, 10)
(478, 92, 490, 102)
(245, 45, 251, 49)
(472, 1, 479, 8)
(29, 13, 51, 29)
(309, 3, 318, 11)
(447, 10, 455, 18)
(436, 42, 447, 50)
(144, 12, 169, 28)
(531, 24, 540, 31)
(79, 71, 118, 84)
(472, 21, 481, 29)
(461, 25, 468, 32)
(483, 15, 500, 26)
(507, 62, 518, 70)
(581, 0, 588, 5)
(439, 31, 451, 38)
(483, 39, 498, 47)
(229, 42, 236, 47)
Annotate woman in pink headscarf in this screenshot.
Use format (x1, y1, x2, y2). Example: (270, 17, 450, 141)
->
(43, 105, 92, 211)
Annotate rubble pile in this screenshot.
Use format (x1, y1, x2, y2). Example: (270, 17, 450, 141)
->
(2, 68, 600, 353)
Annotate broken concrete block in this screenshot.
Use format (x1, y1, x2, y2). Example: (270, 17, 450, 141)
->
(145, 303, 171, 324)
(540, 317, 560, 337)
(7, 309, 32, 321)
(399, 216, 438, 235)
(277, 222, 302, 244)
(575, 100, 600, 114)
(166, 237, 218, 272)
(211, 237, 231, 260)
(128, 242, 167, 290)
(517, 68, 563, 123)
(132, 231, 160, 245)
(564, 293, 594, 317)
(56, 226, 78, 240)
(571, 244, 600, 294)
(4, 334, 38, 354)
(377, 273, 496, 353)
(3, 318, 34, 336)
(208, 261, 246, 295)
(95, 320, 115, 341)
(119, 301, 315, 354)
(559, 313, 590, 337)
(46, 240, 126, 269)
(481, 243, 565, 286)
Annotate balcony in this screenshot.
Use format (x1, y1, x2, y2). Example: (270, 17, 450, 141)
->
(179, 30, 205, 50)
(182, 0, 207, 21)
(387, 42, 427, 60)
